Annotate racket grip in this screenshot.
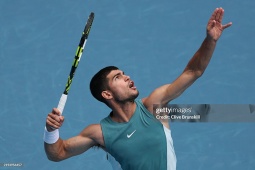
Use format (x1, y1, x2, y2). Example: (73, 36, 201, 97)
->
(57, 94, 68, 115)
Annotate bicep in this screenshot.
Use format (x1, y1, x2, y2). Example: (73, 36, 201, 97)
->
(62, 135, 96, 158)
(164, 72, 198, 101)
(62, 125, 99, 159)
(144, 71, 198, 111)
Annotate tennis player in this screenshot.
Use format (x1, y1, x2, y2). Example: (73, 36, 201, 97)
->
(44, 8, 232, 170)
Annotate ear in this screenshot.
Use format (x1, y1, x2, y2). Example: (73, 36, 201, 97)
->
(101, 90, 113, 100)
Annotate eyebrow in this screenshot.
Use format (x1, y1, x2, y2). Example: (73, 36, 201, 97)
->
(112, 71, 124, 80)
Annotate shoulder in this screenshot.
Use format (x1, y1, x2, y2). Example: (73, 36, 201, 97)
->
(141, 97, 153, 113)
(80, 124, 105, 147)
(81, 124, 102, 134)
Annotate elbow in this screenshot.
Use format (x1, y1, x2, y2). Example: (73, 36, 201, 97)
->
(45, 149, 67, 162)
(46, 154, 62, 162)
(195, 70, 204, 78)
(184, 65, 205, 78)
(47, 155, 63, 162)
(44, 139, 67, 162)
(184, 69, 203, 79)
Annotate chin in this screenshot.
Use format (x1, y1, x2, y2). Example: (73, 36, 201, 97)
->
(130, 90, 139, 100)
(124, 92, 140, 103)
(113, 90, 140, 103)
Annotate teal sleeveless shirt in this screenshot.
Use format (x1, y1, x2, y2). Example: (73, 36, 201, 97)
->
(100, 99, 167, 170)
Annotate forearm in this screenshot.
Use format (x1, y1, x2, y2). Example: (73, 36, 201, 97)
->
(43, 125, 68, 162)
(184, 36, 217, 76)
(44, 138, 66, 162)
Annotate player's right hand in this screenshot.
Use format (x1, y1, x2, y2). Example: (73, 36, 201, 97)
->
(46, 108, 65, 132)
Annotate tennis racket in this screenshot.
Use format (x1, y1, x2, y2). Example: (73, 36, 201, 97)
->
(57, 12, 95, 115)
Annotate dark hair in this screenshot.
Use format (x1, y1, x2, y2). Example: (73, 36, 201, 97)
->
(90, 66, 119, 106)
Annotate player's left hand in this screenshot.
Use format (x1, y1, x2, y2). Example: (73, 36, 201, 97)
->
(207, 7, 232, 41)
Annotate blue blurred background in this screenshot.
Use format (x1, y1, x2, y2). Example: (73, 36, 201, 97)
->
(0, 0, 254, 169)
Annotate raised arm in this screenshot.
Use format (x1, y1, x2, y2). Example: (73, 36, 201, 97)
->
(44, 108, 103, 161)
(143, 8, 232, 112)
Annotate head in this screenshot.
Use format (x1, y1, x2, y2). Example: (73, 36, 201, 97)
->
(90, 66, 139, 107)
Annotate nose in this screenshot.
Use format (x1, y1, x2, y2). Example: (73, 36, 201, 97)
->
(124, 75, 130, 81)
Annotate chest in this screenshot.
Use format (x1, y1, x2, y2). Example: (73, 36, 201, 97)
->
(105, 119, 167, 165)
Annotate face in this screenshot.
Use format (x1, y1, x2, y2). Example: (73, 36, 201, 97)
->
(105, 70, 139, 103)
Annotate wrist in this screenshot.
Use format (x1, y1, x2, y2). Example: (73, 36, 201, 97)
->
(46, 124, 57, 132)
(43, 126, 59, 144)
(205, 34, 218, 43)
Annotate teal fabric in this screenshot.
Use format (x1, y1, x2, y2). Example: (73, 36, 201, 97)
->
(101, 99, 167, 170)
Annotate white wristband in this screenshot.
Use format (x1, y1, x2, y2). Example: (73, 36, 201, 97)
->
(43, 127, 59, 144)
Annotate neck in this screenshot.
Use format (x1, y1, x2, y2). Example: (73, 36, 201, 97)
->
(110, 100, 136, 123)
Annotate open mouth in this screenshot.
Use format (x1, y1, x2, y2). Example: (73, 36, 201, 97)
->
(129, 81, 136, 89)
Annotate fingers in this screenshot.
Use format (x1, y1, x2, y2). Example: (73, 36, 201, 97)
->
(46, 108, 65, 131)
(222, 22, 233, 30)
(209, 8, 217, 22)
(210, 7, 224, 23)
(216, 8, 224, 23)
(209, 7, 232, 30)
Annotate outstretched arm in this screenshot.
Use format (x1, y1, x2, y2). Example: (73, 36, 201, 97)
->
(44, 108, 102, 162)
(143, 8, 232, 112)
(184, 8, 232, 76)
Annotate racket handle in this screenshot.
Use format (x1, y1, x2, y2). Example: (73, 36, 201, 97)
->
(57, 94, 68, 115)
